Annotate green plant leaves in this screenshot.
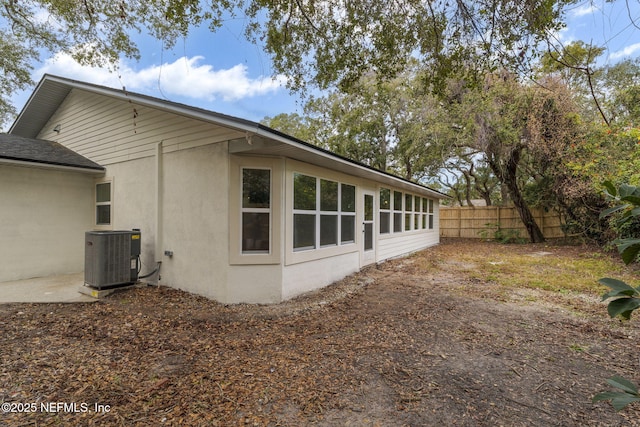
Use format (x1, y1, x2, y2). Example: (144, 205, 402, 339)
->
(599, 277, 640, 298)
(607, 376, 640, 395)
(598, 278, 640, 319)
(614, 238, 640, 265)
(593, 376, 640, 411)
(606, 297, 640, 320)
(599, 204, 627, 219)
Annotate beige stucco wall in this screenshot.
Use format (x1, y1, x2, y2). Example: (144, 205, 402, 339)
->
(24, 86, 444, 304)
(227, 264, 283, 303)
(282, 251, 360, 300)
(101, 157, 157, 277)
(0, 164, 95, 282)
(99, 143, 237, 301)
(35, 88, 250, 301)
(278, 158, 441, 301)
(158, 143, 230, 301)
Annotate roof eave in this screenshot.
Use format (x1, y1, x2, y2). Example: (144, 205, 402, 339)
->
(10, 74, 449, 198)
(0, 157, 106, 174)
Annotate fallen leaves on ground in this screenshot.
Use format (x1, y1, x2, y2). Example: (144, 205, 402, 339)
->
(1, 239, 639, 426)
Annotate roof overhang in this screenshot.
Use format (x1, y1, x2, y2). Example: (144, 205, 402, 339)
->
(0, 157, 105, 174)
(229, 135, 446, 198)
(10, 74, 449, 198)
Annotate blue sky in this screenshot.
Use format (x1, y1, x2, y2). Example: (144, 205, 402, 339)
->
(7, 0, 640, 128)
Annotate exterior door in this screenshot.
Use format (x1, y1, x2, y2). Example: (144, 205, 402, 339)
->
(361, 191, 375, 265)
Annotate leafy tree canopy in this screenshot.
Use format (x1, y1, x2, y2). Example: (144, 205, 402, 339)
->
(1, 0, 574, 126)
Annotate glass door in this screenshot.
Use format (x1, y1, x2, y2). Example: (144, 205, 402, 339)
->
(361, 191, 375, 265)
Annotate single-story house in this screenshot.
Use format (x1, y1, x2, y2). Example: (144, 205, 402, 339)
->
(3, 74, 447, 303)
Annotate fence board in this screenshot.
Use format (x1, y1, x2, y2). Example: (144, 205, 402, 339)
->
(439, 206, 565, 239)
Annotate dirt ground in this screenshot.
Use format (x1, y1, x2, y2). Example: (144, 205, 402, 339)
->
(1, 239, 640, 426)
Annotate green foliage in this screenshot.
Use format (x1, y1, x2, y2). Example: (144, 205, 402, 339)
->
(601, 182, 640, 264)
(260, 113, 317, 144)
(0, 0, 244, 127)
(598, 278, 640, 319)
(478, 223, 527, 244)
(247, 0, 570, 94)
(593, 376, 640, 411)
(2, 0, 580, 127)
(594, 182, 640, 411)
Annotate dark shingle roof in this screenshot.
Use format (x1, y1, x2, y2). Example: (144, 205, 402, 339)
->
(0, 133, 104, 171)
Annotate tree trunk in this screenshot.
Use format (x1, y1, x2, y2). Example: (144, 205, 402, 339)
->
(504, 174, 546, 243)
(489, 148, 545, 243)
(462, 172, 474, 206)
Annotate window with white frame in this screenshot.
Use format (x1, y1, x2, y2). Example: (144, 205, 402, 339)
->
(422, 197, 428, 229)
(393, 191, 403, 232)
(95, 181, 112, 226)
(428, 198, 435, 229)
(404, 193, 413, 231)
(320, 179, 338, 246)
(241, 168, 271, 253)
(293, 173, 356, 251)
(379, 188, 390, 234)
(414, 195, 421, 230)
(340, 183, 356, 243)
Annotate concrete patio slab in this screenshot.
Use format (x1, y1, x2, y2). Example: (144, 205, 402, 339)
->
(0, 273, 96, 303)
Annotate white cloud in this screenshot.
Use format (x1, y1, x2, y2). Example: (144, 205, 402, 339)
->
(570, 3, 597, 18)
(127, 56, 288, 101)
(35, 53, 288, 102)
(610, 42, 640, 60)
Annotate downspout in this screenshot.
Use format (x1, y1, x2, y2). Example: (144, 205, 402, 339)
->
(153, 140, 164, 283)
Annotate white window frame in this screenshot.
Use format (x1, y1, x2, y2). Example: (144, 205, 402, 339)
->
(319, 178, 339, 248)
(422, 197, 429, 230)
(241, 167, 272, 255)
(404, 193, 413, 232)
(293, 173, 357, 252)
(393, 190, 403, 233)
(94, 178, 113, 229)
(414, 196, 421, 230)
(293, 173, 318, 251)
(428, 198, 435, 230)
(379, 187, 391, 235)
(229, 156, 282, 265)
(340, 183, 356, 244)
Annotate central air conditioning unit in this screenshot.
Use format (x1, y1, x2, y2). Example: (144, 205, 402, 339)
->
(84, 230, 141, 290)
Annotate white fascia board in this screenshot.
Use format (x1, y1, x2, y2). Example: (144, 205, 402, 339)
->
(42, 75, 447, 198)
(0, 158, 105, 174)
(251, 127, 448, 199)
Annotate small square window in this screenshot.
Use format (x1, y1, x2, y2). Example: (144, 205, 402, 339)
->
(95, 182, 112, 225)
(393, 191, 403, 211)
(393, 212, 402, 232)
(404, 213, 412, 231)
(320, 215, 338, 246)
(294, 214, 316, 250)
(341, 216, 355, 243)
(294, 174, 316, 210)
(243, 169, 270, 209)
(341, 184, 356, 212)
(96, 183, 111, 203)
(380, 212, 390, 234)
(242, 212, 270, 252)
(321, 179, 338, 211)
(380, 188, 390, 210)
(405, 194, 413, 212)
(96, 205, 111, 225)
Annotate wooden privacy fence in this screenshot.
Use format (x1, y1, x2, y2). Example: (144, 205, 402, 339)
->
(439, 206, 565, 239)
